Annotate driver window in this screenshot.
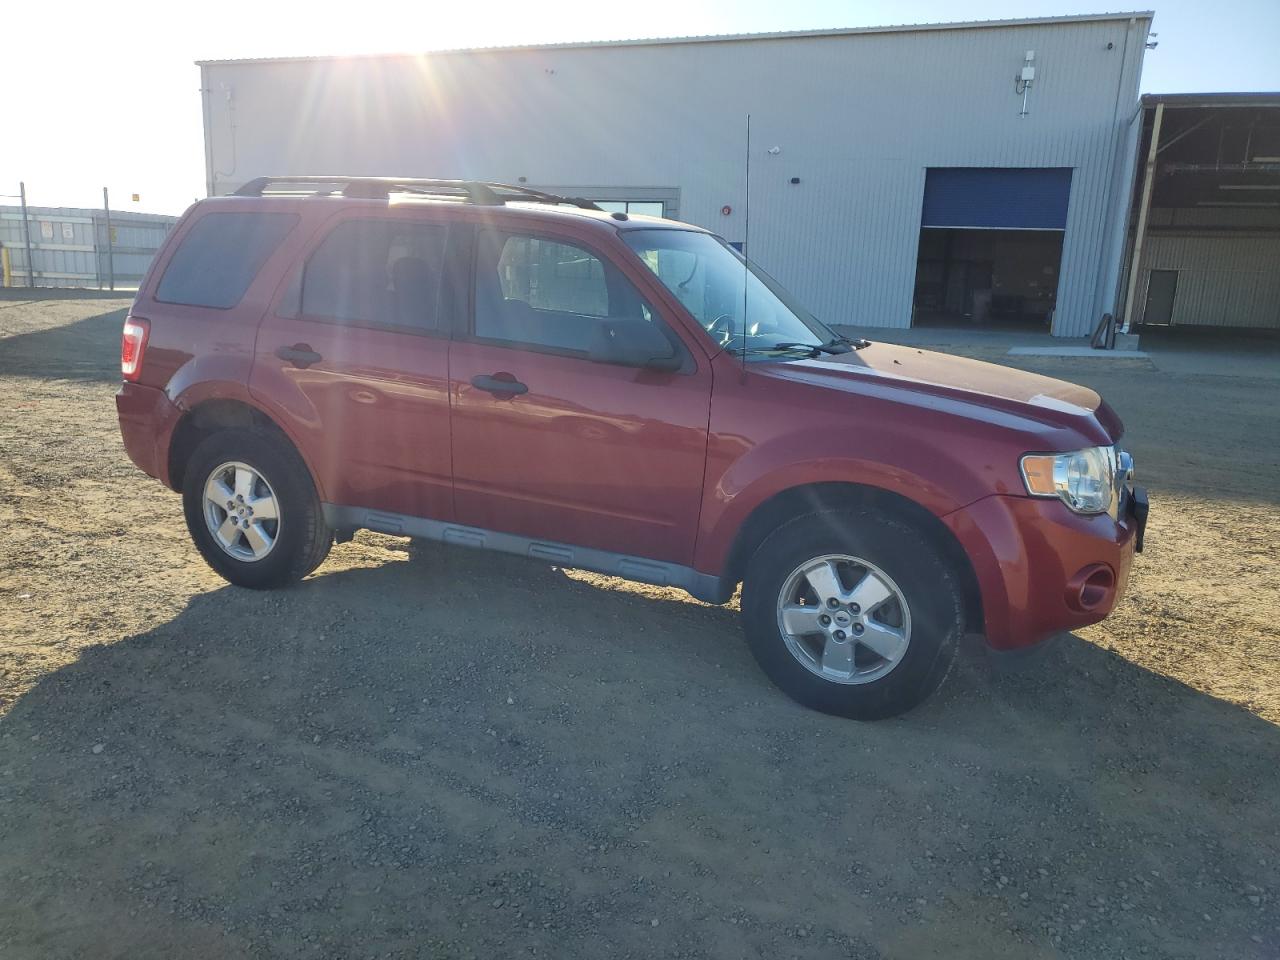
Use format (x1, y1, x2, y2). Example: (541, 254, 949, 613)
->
(474, 230, 665, 355)
(497, 236, 610, 318)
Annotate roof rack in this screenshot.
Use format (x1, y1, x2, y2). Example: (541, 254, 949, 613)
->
(232, 176, 602, 210)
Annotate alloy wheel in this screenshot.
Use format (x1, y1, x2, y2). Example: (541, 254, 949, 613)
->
(776, 554, 912, 684)
(202, 461, 281, 563)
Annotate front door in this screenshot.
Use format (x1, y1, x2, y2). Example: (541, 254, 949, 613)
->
(251, 211, 457, 520)
(449, 226, 712, 565)
(1143, 269, 1178, 326)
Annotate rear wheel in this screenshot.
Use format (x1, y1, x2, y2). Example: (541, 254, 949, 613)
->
(741, 510, 962, 720)
(182, 429, 331, 588)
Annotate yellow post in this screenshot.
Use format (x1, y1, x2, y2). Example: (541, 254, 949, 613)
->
(1, 246, 11, 288)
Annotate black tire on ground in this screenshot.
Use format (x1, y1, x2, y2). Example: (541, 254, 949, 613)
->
(740, 509, 963, 720)
(182, 429, 331, 589)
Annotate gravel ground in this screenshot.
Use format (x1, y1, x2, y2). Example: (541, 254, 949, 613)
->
(1, 292, 1278, 960)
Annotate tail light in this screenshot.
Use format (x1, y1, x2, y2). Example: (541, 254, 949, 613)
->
(121, 316, 150, 382)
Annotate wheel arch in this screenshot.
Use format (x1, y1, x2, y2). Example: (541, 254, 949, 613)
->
(168, 398, 320, 498)
(722, 482, 983, 634)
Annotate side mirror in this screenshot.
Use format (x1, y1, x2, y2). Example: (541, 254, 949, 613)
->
(590, 320, 682, 372)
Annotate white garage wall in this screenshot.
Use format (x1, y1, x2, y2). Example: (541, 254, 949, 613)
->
(200, 14, 1150, 336)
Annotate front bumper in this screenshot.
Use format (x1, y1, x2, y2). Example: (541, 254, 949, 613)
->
(116, 381, 180, 485)
(943, 489, 1146, 651)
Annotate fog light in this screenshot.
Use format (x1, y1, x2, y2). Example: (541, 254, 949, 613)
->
(1065, 563, 1115, 612)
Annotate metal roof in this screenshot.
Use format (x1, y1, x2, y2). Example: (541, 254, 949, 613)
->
(197, 11, 1154, 67)
(1140, 92, 1280, 109)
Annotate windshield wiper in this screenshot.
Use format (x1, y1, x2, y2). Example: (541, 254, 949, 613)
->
(828, 335, 870, 350)
(766, 341, 851, 357)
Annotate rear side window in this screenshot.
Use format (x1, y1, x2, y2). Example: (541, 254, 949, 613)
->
(300, 219, 449, 333)
(156, 212, 296, 309)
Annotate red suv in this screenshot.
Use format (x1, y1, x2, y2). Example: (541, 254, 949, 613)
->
(117, 177, 1147, 719)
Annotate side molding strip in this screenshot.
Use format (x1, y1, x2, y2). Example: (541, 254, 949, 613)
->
(322, 503, 731, 605)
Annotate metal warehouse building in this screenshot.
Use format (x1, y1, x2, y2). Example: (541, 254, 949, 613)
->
(1, 206, 177, 289)
(199, 12, 1158, 338)
(1122, 92, 1280, 331)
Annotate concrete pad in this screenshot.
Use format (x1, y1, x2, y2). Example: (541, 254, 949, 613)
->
(1113, 333, 1142, 351)
(834, 323, 1279, 378)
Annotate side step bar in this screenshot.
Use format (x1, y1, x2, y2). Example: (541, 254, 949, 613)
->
(322, 504, 731, 605)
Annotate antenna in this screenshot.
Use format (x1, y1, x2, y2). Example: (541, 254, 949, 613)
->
(741, 114, 751, 374)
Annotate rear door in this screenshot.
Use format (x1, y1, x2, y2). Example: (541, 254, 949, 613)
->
(1143, 270, 1178, 326)
(250, 208, 458, 520)
(448, 224, 712, 564)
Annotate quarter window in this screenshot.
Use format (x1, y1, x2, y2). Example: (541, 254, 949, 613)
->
(301, 219, 449, 332)
(156, 212, 296, 309)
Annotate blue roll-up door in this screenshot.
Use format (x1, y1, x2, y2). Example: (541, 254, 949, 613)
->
(921, 168, 1072, 230)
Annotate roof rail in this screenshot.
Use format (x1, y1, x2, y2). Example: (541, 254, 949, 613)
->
(232, 176, 602, 210)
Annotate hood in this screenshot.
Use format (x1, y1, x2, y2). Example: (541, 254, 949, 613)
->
(762, 342, 1122, 442)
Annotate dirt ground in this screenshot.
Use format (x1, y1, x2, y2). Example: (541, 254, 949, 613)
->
(1, 292, 1278, 960)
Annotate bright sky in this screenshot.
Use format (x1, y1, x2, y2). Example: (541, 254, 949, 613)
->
(3, 0, 1277, 216)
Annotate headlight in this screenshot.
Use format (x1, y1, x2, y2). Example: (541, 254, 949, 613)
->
(1020, 446, 1116, 515)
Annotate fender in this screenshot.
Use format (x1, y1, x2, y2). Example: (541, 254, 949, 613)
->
(154, 357, 257, 486)
(165, 354, 252, 411)
(692, 383, 1009, 574)
(690, 347, 1101, 577)
(940, 495, 1021, 649)
(165, 377, 328, 501)
(694, 450, 972, 575)
(237, 375, 332, 502)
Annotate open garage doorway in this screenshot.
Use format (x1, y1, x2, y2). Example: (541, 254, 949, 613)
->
(913, 228, 1064, 329)
(912, 168, 1071, 331)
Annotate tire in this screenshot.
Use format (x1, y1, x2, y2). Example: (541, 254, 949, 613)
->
(182, 429, 331, 589)
(741, 509, 963, 720)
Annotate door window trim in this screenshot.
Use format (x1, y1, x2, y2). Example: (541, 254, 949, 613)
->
(461, 225, 693, 373)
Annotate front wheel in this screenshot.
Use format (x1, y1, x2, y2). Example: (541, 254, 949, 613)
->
(182, 429, 332, 589)
(741, 510, 963, 720)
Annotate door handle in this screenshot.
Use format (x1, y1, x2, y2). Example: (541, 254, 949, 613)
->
(471, 373, 528, 396)
(275, 343, 323, 368)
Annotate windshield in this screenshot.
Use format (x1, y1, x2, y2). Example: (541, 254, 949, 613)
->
(622, 229, 837, 355)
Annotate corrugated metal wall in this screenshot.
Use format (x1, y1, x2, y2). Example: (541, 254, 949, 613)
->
(1149, 206, 1280, 230)
(201, 14, 1150, 336)
(0, 206, 178, 289)
(1143, 234, 1280, 328)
